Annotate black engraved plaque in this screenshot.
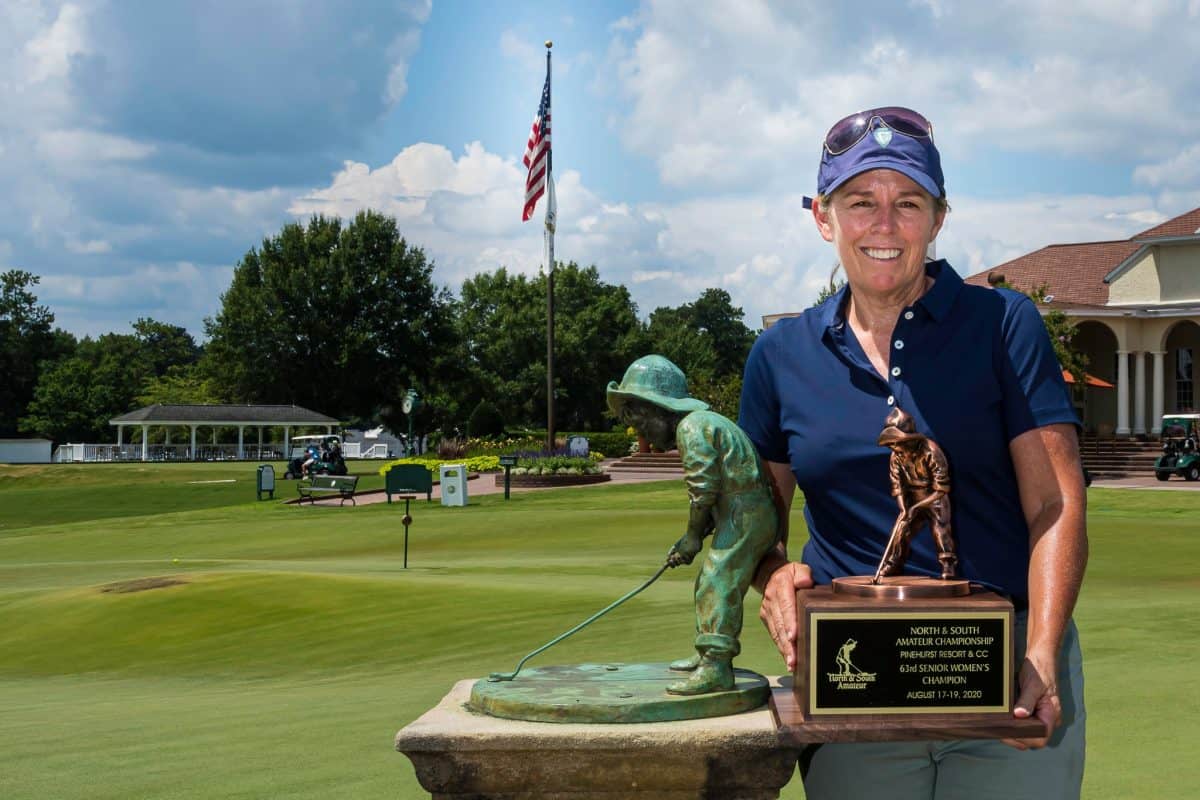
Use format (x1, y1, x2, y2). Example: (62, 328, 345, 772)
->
(810, 612, 1009, 714)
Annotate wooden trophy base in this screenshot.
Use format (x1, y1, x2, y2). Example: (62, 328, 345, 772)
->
(771, 583, 1045, 743)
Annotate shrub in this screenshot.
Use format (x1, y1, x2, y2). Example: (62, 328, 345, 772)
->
(377, 455, 501, 477)
(584, 430, 636, 457)
(467, 400, 506, 438)
(515, 455, 599, 474)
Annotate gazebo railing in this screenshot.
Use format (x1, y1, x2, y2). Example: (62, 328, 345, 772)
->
(52, 443, 291, 463)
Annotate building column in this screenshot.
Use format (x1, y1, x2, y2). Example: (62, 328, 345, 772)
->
(1152, 351, 1166, 435)
(141, 424, 149, 461)
(237, 426, 244, 460)
(284, 426, 291, 458)
(1116, 350, 1130, 436)
(1134, 351, 1147, 436)
(190, 425, 197, 460)
(117, 425, 123, 445)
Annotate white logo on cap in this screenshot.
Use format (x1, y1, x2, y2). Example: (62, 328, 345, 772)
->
(873, 126, 893, 147)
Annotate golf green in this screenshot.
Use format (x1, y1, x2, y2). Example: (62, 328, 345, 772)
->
(0, 462, 1196, 798)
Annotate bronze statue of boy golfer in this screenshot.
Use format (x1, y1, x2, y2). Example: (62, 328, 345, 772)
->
(608, 355, 780, 695)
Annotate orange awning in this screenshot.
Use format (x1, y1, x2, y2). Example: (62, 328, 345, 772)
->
(1062, 369, 1114, 388)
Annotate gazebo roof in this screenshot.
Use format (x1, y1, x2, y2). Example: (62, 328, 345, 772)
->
(110, 404, 339, 426)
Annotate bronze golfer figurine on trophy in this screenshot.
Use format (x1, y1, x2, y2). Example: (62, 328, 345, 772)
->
(771, 407, 1045, 742)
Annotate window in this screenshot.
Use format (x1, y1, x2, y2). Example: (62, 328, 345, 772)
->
(1178, 348, 1194, 411)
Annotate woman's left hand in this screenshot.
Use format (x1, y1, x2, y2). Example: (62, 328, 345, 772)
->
(1003, 649, 1061, 750)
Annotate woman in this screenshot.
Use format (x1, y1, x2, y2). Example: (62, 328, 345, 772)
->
(739, 107, 1087, 798)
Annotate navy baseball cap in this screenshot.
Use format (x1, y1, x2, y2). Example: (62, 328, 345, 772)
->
(815, 109, 945, 200)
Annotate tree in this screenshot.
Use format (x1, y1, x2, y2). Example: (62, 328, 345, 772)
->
(646, 288, 755, 383)
(21, 334, 150, 441)
(456, 262, 647, 430)
(467, 400, 506, 438)
(455, 267, 546, 427)
(132, 318, 200, 378)
(136, 365, 224, 406)
(202, 212, 456, 424)
(0, 271, 74, 436)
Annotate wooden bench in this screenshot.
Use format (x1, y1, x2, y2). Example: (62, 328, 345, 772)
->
(297, 474, 359, 506)
(385, 464, 433, 503)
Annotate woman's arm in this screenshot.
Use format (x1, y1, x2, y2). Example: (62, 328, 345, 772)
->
(1005, 422, 1088, 749)
(754, 460, 813, 671)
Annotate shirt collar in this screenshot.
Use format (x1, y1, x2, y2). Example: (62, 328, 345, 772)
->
(821, 258, 961, 334)
(917, 259, 961, 322)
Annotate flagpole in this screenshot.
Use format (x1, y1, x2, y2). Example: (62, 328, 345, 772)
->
(544, 40, 556, 452)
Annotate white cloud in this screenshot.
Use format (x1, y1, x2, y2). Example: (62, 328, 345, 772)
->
(385, 28, 423, 104)
(22, 2, 88, 85)
(0, 1, 431, 337)
(606, 0, 1200, 188)
(4, 0, 1198, 342)
(36, 129, 154, 163)
(40, 261, 234, 335)
(1133, 145, 1200, 189)
(65, 238, 111, 254)
(908, 0, 947, 19)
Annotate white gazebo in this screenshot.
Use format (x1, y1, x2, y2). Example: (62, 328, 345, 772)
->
(107, 404, 340, 461)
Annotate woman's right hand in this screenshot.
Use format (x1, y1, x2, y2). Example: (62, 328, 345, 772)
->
(758, 561, 813, 671)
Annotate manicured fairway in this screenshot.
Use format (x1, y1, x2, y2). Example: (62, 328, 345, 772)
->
(0, 463, 1196, 798)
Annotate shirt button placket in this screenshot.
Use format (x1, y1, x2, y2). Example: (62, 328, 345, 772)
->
(889, 313, 911, 408)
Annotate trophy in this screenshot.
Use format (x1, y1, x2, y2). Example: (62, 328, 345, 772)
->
(771, 408, 1045, 741)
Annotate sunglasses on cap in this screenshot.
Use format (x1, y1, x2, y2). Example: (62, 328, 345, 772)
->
(823, 106, 934, 156)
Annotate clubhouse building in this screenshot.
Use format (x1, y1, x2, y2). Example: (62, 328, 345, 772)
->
(964, 207, 1200, 437)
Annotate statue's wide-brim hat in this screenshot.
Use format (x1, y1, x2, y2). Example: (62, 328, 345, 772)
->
(877, 425, 927, 446)
(607, 355, 709, 415)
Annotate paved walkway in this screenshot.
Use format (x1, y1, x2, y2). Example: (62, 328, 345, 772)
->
(1090, 476, 1200, 491)
(295, 467, 1198, 507)
(296, 463, 683, 507)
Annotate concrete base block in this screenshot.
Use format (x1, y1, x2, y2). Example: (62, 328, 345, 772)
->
(397, 678, 799, 799)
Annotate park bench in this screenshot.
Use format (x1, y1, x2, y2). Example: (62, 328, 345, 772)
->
(386, 463, 433, 503)
(297, 474, 359, 506)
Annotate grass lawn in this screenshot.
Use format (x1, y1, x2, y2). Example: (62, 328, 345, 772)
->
(0, 462, 1197, 799)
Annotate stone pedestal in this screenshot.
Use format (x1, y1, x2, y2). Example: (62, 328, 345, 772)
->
(396, 678, 799, 799)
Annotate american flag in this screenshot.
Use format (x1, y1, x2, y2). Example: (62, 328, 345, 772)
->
(522, 69, 551, 222)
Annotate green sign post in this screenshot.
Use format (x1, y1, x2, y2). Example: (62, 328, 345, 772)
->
(498, 454, 518, 499)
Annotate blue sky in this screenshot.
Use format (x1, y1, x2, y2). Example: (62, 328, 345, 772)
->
(4, 0, 1199, 339)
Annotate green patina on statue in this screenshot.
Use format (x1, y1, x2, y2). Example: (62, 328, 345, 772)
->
(468, 355, 778, 722)
(607, 355, 781, 695)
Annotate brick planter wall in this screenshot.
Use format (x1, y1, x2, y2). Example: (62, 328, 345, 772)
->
(493, 472, 612, 488)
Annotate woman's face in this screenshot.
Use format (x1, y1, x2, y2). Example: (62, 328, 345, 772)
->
(813, 169, 946, 301)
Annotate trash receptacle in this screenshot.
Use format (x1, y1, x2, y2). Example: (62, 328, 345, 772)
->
(440, 463, 468, 507)
(256, 464, 275, 500)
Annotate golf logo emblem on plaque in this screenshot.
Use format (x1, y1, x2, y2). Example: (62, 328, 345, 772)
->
(771, 407, 1045, 741)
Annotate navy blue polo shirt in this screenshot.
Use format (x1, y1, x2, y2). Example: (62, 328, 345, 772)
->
(739, 260, 1076, 604)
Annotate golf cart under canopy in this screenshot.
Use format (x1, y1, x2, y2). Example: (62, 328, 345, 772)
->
(1155, 414, 1200, 482)
(283, 435, 347, 479)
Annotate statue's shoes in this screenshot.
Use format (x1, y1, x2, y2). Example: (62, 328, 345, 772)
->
(668, 653, 701, 672)
(666, 660, 734, 695)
